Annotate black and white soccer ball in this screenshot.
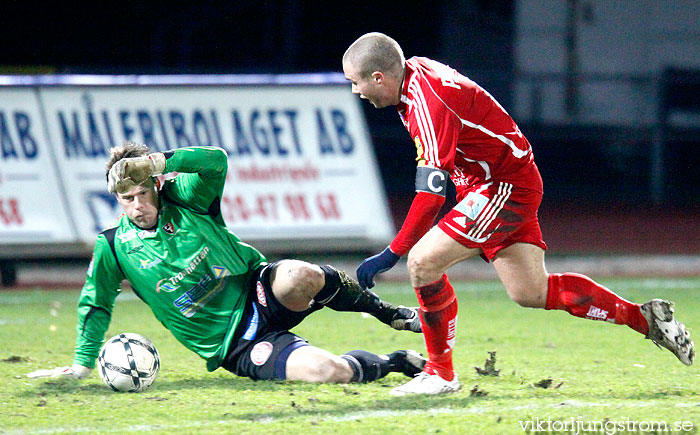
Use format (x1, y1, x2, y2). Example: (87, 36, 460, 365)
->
(97, 333, 160, 392)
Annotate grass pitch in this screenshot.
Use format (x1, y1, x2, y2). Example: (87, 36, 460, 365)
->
(2, 277, 699, 434)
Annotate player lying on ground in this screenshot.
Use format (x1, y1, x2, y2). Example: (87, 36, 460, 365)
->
(342, 32, 694, 396)
(28, 143, 425, 384)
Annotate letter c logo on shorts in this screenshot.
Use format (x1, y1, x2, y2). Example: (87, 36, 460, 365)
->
(251, 341, 273, 366)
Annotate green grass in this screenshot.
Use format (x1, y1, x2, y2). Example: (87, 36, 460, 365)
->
(2, 277, 700, 434)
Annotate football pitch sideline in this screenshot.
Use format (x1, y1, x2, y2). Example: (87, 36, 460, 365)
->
(2, 277, 699, 434)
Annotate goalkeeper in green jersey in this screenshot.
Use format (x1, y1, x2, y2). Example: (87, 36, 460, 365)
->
(28, 143, 425, 384)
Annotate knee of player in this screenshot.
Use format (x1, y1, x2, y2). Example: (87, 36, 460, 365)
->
(283, 261, 324, 294)
(407, 251, 439, 285)
(306, 357, 352, 383)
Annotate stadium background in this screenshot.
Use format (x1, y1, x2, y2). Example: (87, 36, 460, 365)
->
(1, 1, 699, 286)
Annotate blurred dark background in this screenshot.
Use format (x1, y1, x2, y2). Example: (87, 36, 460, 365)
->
(2, 0, 699, 254)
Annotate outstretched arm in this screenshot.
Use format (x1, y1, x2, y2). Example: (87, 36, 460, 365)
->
(72, 234, 124, 369)
(27, 364, 92, 379)
(27, 234, 123, 379)
(357, 166, 448, 289)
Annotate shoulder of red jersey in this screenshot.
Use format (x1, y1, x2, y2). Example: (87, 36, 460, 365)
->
(403, 56, 480, 107)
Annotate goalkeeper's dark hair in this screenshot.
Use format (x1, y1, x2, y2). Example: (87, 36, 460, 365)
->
(105, 141, 150, 181)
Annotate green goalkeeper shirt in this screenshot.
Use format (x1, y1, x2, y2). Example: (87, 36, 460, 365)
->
(73, 146, 267, 372)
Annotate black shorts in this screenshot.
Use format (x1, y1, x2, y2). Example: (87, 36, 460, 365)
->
(220, 261, 319, 380)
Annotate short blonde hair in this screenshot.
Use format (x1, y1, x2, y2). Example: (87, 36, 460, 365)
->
(343, 32, 405, 79)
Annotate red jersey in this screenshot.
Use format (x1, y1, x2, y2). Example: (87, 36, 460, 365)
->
(396, 57, 542, 194)
(387, 57, 545, 256)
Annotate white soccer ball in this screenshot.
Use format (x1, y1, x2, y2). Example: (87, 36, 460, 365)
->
(97, 333, 160, 392)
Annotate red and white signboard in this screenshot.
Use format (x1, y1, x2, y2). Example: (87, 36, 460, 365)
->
(0, 88, 76, 244)
(0, 76, 394, 253)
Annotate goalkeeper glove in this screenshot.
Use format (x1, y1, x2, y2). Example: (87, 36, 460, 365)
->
(26, 364, 92, 379)
(356, 246, 400, 289)
(107, 153, 166, 194)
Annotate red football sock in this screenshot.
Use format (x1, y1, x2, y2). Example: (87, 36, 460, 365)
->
(415, 274, 458, 381)
(546, 273, 648, 335)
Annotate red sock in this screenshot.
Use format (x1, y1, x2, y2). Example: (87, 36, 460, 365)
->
(415, 274, 458, 381)
(546, 273, 648, 335)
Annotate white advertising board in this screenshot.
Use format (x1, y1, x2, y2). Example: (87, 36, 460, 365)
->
(23, 80, 393, 252)
(0, 88, 76, 244)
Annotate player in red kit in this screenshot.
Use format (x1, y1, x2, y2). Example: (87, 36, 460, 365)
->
(342, 32, 694, 396)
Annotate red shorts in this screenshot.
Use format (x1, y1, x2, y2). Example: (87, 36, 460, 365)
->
(437, 181, 547, 261)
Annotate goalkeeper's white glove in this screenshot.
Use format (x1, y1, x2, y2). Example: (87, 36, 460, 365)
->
(107, 153, 166, 194)
(26, 364, 92, 379)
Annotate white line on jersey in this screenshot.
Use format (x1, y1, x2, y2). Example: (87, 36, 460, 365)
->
(417, 68, 531, 159)
(408, 75, 440, 165)
(468, 182, 512, 240)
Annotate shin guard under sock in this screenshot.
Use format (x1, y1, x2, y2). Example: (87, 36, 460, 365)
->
(415, 274, 458, 381)
(314, 265, 397, 325)
(340, 350, 392, 383)
(546, 273, 648, 335)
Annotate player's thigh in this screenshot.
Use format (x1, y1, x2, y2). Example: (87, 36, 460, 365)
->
(492, 243, 548, 308)
(270, 260, 324, 312)
(408, 226, 480, 283)
(285, 345, 353, 383)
